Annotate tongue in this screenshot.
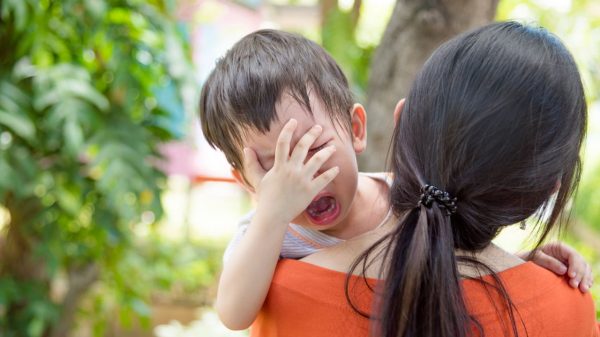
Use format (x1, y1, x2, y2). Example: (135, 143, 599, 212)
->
(307, 196, 334, 215)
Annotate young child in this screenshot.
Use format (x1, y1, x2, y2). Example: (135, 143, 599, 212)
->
(198, 29, 593, 330)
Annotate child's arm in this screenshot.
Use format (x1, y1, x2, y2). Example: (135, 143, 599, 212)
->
(520, 242, 593, 292)
(215, 120, 338, 330)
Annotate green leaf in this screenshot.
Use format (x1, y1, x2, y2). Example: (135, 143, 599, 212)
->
(0, 278, 19, 305)
(27, 317, 44, 337)
(0, 80, 30, 110)
(56, 185, 82, 216)
(0, 110, 35, 143)
(64, 118, 84, 156)
(2, 0, 29, 33)
(35, 78, 109, 112)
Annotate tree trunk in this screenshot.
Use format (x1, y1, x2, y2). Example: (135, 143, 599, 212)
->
(360, 0, 499, 171)
(50, 263, 99, 337)
(320, 0, 338, 28)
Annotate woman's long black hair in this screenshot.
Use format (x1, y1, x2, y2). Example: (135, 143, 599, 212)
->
(348, 22, 587, 337)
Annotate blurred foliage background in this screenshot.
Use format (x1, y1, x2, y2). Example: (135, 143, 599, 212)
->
(0, 0, 598, 336)
(0, 0, 208, 336)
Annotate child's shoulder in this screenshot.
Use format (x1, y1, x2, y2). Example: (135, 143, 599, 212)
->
(359, 171, 393, 185)
(357, 172, 392, 217)
(359, 172, 393, 195)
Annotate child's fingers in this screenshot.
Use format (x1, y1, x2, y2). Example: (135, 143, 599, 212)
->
(532, 251, 567, 275)
(304, 145, 336, 177)
(290, 125, 322, 164)
(242, 147, 266, 188)
(274, 119, 297, 166)
(569, 270, 584, 289)
(566, 250, 586, 283)
(540, 242, 571, 264)
(311, 166, 339, 194)
(579, 264, 593, 293)
(567, 257, 586, 290)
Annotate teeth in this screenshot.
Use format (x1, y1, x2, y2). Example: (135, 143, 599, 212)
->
(307, 197, 336, 218)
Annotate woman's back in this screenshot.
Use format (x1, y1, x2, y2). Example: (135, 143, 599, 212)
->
(251, 221, 599, 337)
(251, 257, 599, 337)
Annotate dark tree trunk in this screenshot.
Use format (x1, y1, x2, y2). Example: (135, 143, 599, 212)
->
(360, 0, 499, 171)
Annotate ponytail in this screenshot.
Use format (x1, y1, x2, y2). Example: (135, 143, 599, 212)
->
(346, 189, 525, 337)
(377, 203, 470, 337)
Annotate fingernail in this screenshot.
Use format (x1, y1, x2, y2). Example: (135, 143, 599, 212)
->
(559, 266, 567, 274)
(313, 125, 322, 131)
(569, 271, 576, 277)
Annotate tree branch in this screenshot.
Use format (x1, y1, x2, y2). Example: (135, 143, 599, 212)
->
(49, 263, 99, 337)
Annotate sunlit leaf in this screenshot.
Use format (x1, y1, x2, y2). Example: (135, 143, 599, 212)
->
(64, 118, 84, 156)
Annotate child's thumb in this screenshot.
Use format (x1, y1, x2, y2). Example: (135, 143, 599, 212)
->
(243, 147, 265, 187)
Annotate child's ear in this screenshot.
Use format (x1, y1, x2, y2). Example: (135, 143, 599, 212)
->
(231, 168, 256, 194)
(350, 103, 367, 154)
(393, 98, 406, 126)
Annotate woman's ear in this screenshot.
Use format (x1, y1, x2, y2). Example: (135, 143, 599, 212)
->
(393, 98, 406, 126)
(232, 168, 255, 194)
(350, 103, 367, 154)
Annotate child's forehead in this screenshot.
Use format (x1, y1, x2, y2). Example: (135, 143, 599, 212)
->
(244, 96, 319, 140)
(243, 112, 318, 153)
(241, 91, 346, 156)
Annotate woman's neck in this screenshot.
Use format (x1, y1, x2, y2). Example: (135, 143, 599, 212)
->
(456, 243, 525, 278)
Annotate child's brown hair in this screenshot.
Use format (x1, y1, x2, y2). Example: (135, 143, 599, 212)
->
(199, 29, 354, 177)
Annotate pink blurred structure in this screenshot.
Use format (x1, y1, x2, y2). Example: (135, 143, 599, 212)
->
(158, 141, 236, 184)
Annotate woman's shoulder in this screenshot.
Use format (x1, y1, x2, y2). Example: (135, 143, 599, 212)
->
(464, 261, 593, 308)
(253, 259, 375, 337)
(464, 262, 599, 336)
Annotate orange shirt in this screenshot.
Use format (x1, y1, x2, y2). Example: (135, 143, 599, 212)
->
(251, 259, 600, 337)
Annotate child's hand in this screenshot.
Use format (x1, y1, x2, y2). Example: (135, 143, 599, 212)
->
(522, 242, 593, 293)
(244, 119, 339, 225)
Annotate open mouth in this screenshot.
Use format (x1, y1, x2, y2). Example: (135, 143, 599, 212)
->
(305, 195, 341, 226)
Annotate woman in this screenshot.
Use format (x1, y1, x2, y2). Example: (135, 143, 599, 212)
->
(251, 22, 599, 337)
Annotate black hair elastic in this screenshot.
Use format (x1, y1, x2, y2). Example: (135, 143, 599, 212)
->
(418, 184, 458, 216)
